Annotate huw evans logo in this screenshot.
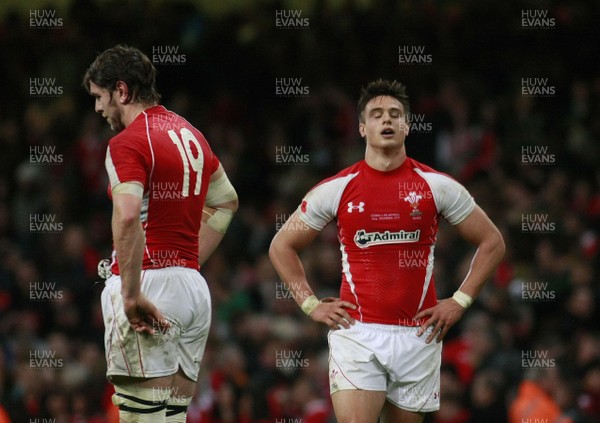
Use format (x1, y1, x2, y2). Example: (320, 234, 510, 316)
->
(398, 45, 432, 65)
(275, 78, 309, 97)
(521, 213, 556, 233)
(30, 78, 63, 97)
(152, 45, 186, 65)
(275, 213, 309, 231)
(30, 146, 63, 164)
(151, 113, 186, 132)
(151, 181, 185, 201)
(275, 350, 309, 369)
(521, 78, 555, 97)
(275, 281, 310, 301)
(354, 229, 420, 248)
(30, 214, 63, 233)
(521, 281, 556, 302)
(29, 282, 63, 301)
(275, 145, 309, 165)
(521, 145, 555, 165)
(151, 317, 183, 339)
(398, 250, 429, 269)
(275, 10, 309, 28)
(397, 386, 439, 405)
(29, 9, 63, 29)
(398, 181, 434, 201)
(152, 386, 188, 405)
(409, 114, 432, 133)
(275, 214, 291, 231)
(150, 250, 187, 268)
(522, 9, 555, 29)
(30, 350, 63, 369)
(521, 350, 555, 368)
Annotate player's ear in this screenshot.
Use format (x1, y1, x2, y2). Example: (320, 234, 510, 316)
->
(358, 122, 366, 138)
(115, 81, 130, 104)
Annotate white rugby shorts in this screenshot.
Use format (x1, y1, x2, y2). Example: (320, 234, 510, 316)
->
(327, 321, 442, 412)
(101, 267, 211, 382)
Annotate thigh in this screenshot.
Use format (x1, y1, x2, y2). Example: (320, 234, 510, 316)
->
(328, 324, 388, 394)
(382, 400, 425, 423)
(172, 367, 196, 398)
(111, 374, 174, 390)
(331, 389, 387, 423)
(386, 327, 442, 413)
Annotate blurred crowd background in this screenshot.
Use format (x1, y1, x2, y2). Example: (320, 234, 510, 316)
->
(0, 0, 599, 422)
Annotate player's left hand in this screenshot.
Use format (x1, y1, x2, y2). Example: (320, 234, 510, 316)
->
(123, 295, 170, 335)
(414, 298, 466, 344)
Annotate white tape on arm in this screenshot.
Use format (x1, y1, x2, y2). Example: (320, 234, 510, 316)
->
(112, 182, 143, 198)
(205, 173, 237, 206)
(203, 207, 234, 234)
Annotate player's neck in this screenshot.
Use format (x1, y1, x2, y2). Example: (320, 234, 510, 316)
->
(123, 103, 158, 128)
(364, 145, 406, 171)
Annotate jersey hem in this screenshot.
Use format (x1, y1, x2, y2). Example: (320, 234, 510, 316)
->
(111, 264, 200, 275)
(348, 316, 428, 327)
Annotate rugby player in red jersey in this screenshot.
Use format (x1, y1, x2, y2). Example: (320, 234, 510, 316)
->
(270, 79, 504, 423)
(84, 45, 238, 422)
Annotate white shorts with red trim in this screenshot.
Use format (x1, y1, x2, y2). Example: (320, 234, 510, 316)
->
(327, 321, 441, 412)
(101, 267, 211, 382)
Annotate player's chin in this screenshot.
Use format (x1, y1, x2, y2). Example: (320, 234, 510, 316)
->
(376, 137, 403, 148)
(109, 121, 125, 132)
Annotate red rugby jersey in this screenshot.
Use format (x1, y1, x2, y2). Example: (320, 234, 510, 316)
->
(105, 106, 220, 274)
(298, 157, 475, 325)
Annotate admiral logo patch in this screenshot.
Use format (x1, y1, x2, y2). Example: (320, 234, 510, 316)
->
(354, 229, 420, 248)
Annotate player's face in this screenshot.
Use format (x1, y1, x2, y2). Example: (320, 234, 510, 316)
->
(359, 96, 409, 150)
(88, 82, 126, 132)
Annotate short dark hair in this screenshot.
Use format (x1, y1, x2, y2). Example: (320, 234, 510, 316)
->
(357, 79, 410, 123)
(82, 45, 161, 105)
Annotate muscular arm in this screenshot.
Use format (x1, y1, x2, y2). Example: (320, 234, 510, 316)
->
(452, 205, 505, 298)
(112, 189, 145, 300)
(198, 164, 238, 266)
(112, 182, 167, 334)
(269, 212, 356, 329)
(416, 205, 505, 343)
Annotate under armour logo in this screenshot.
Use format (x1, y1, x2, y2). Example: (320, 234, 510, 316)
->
(347, 202, 365, 213)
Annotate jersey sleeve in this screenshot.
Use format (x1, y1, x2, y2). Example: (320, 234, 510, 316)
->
(209, 148, 220, 174)
(195, 130, 220, 175)
(297, 172, 359, 231)
(105, 138, 148, 189)
(416, 170, 475, 225)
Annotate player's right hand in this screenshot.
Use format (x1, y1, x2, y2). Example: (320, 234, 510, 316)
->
(309, 297, 357, 330)
(123, 294, 171, 335)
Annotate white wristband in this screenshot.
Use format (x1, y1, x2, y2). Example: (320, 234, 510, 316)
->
(452, 290, 473, 309)
(301, 295, 320, 316)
